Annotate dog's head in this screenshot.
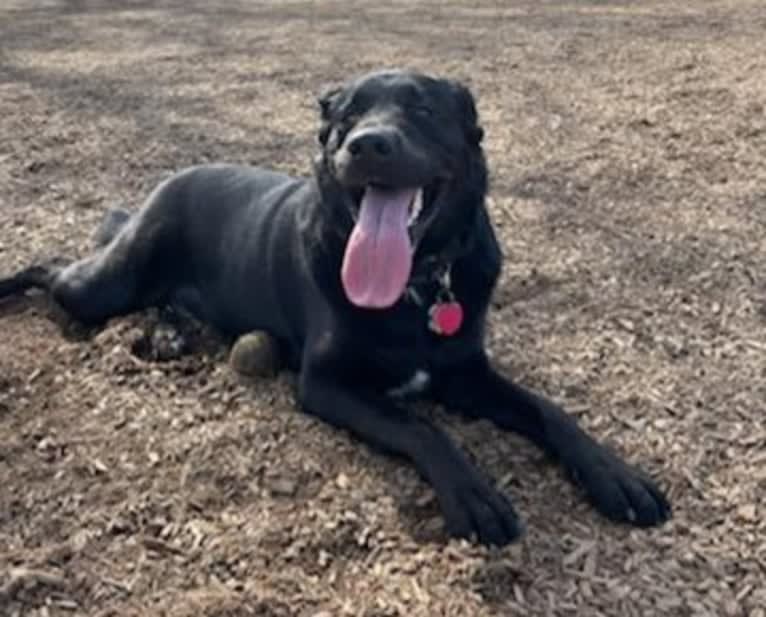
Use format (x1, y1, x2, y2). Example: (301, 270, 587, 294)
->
(315, 69, 487, 309)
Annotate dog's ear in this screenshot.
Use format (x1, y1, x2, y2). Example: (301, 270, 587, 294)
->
(449, 80, 484, 147)
(317, 85, 343, 145)
(318, 85, 343, 120)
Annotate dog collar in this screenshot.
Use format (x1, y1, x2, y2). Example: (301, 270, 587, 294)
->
(404, 229, 473, 336)
(406, 264, 464, 337)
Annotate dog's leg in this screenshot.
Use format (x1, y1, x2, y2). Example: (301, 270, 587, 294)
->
(0, 255, 133, 326)
(433, 353, 671, 527)
(299, 346, 523, 546)
(1, 210, 164, 326)
(0, 260, 68, 299)
(0, 207, 135, 303)
(49, 235, 160, 325)
(93, 207, 132, 248)
(0, 207, 135, 304)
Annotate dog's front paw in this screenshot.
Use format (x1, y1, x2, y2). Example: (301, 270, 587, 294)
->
(568, 446, 671, 527)
(436, 471, 524, 547)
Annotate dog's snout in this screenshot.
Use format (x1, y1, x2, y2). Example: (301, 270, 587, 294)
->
(334, 121, 432, 189)
(346, 128, 396, 160)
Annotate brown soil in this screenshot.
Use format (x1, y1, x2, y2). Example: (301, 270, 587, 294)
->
(1, 1, 765, 616)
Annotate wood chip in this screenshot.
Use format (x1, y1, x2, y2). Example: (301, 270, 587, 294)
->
(736, 504, 757, 522)
(141, 536, 185, 556)
(0, 568, 67, 600)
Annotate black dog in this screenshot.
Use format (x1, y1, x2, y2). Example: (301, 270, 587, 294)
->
(0, 70, 670, 545)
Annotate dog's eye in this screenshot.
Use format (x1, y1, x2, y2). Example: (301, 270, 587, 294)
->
(343, 113, 361, 126)
(411, 105, 434, 118)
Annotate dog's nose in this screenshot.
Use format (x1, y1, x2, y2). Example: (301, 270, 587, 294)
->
(346, 128, 396, 160)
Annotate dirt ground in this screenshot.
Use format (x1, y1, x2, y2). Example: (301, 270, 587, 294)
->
(1, 1, 765, 615)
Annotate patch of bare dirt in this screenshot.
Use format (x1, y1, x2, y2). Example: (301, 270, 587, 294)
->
(1, 1, 765, 616)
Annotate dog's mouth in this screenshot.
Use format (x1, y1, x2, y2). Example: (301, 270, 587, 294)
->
(341, 180, 446, 309)
(348, 183, 432, 226)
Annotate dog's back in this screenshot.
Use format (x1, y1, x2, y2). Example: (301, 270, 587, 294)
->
(147, 165, 317, 354)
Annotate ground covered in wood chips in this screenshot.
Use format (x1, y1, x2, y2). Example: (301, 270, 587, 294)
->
(1, 1, 765, 616)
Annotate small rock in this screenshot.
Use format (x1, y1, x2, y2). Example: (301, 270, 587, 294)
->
(36, 437, 54, 451)
(317, 550, 331, 567)
(107, 517, 133, 535)
(335, 473, 350, 490)
(269, 477, 298, 497)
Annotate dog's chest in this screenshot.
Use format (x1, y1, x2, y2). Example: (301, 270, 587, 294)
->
(371, 340, 433, 397)
(386, 368, 431, 398)
(362, 299, 439, 399)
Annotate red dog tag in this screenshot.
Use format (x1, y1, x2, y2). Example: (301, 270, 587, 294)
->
(428, 301, 464, 336)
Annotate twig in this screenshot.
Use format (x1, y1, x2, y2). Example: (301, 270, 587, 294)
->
(0, 567, 67, 601)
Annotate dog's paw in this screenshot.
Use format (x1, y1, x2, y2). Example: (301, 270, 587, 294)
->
(437, 472, 524, 547)
(569, 447, 671, 527)
(150, 324, 188, 361)
(130, 322, 188, 362)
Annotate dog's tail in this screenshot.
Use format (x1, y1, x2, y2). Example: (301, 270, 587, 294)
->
(0, 207, 133, 301)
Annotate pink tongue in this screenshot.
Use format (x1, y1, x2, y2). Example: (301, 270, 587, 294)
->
(341, 186, 416, 308)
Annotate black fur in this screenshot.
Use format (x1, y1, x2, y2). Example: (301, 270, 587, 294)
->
(0, 70, 670, 545)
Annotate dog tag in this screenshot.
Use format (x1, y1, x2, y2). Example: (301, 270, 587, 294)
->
(428, 300, 464, 336)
